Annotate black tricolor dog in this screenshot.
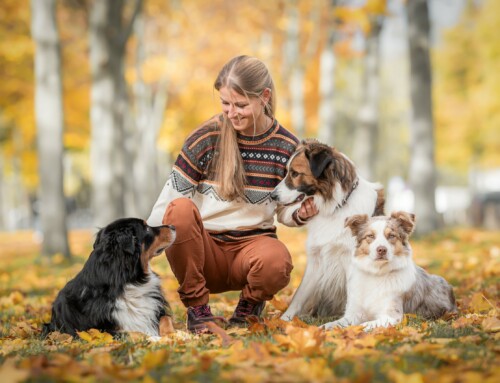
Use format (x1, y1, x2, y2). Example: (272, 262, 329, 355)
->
(42, 218, 176, 337)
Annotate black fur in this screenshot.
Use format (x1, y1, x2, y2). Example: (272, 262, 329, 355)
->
(42, 218, 173, 337)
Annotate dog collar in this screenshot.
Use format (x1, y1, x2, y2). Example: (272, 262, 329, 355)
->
(337, 178, 359, 209)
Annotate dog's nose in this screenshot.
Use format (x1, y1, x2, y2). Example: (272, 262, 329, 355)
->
(270, 191, 279, 201)
(376, 246, 387, 256)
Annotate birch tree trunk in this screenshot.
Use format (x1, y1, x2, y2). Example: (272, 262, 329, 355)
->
(352, 21, 383, 181)
(283, 1, 305, 137)
(132, 13, 168, 218)
(31, 0, 70, 257)
(89, 0, 142, 228)
(317, 0, 338, 146)
(407, 0, 439, 235)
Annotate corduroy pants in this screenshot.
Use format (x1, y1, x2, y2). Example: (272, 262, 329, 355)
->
(162, 198, 293, 307)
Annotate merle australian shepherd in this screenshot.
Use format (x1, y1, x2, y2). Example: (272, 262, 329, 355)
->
(42, 218, 176, 337)
(271, 139, 385, 320)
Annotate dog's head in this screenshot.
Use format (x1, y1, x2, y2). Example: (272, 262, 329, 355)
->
(345, 211, 415, 273)
(93, 218, 176, 275)
(270, 139, 357, 206)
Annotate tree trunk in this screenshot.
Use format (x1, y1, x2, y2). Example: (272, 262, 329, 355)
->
(317, 1, 337, 147)
(352, 21, 383, 181)
(283, 1, 305, 137)
(407, 0, 439, 235)
(89, 0, 142, 228)
(132, 12, 168, 218)
(31, 0, 70, 257)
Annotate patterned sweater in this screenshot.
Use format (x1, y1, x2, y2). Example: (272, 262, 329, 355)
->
(147, 114, 303, 241)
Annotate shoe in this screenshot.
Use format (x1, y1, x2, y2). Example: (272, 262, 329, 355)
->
(229, 296, 265, 326)
(186, 304, 226, 334)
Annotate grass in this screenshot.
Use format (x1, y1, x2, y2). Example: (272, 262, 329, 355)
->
(0, 226, 498, 382)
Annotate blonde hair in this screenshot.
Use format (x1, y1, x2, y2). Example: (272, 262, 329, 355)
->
(211, 55, 276, 201)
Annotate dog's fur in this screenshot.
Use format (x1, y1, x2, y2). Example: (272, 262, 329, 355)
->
(271, 139, 384, 319)
(42, 218, 176, 337)
(322, 212, 457, 330)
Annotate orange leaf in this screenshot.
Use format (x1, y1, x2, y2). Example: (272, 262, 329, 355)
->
(205, 322, 234, 347)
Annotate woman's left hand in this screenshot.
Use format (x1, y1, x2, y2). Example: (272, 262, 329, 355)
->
(297, 198, 318, 221)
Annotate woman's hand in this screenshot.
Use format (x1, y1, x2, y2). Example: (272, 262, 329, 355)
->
(297, 198, 318, 221)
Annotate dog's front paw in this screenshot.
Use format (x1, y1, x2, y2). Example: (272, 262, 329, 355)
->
(320, 319, 345, 330)
(280, 312, 295, 322)
(148, 336, 162, 342)
(361, 318, 398, 331)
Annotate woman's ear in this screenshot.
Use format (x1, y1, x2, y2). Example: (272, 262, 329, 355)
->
(261, 88, 271, 105)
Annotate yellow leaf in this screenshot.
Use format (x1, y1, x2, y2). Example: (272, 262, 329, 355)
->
(482, 316, 500, 333)
(389, 370, 424, 383)
(470, 293, 493, 312)
(142, 349, 169, 370)
(0, 358, 30, 383)
(77, 330, 92, 342)
(77, 328, 114, 344)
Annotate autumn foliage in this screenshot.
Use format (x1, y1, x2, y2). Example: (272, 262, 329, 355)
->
(0, 226, 498, 382)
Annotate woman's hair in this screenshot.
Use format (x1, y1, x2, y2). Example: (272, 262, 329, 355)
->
(211, 55, 276, 201)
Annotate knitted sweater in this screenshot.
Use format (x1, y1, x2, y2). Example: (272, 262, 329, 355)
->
(147, 114, 303, 241)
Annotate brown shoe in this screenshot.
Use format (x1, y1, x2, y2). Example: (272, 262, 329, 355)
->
(186, 304, 226, 334)
(229, 297, 265, 326)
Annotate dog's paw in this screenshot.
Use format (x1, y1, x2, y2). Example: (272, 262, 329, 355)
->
(148, 336, 162, 342)
(320, 320, 342, 330)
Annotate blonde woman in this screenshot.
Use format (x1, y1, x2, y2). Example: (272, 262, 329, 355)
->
(148, 56, 318, 333)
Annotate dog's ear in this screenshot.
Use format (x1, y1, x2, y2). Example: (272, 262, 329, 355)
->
(309, 149, 333, 179)
(390, 211, 416, 236)
(116, 232, 137, 256)
(345, 214, 369, 237)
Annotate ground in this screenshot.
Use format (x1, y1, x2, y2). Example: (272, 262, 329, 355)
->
(0, 225, 498, 382)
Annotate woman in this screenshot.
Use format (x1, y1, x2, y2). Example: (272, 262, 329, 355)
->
(148, 55, 318, 333)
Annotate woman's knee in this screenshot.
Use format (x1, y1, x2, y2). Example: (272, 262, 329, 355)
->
(162, 198, 202, 236)
(250, 239, 293, 288)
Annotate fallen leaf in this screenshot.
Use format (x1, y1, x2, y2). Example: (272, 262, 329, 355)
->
(0, 358, 29, 383)
(77, 328, 114, 345)
(482, 317, 500, 333)
(269, 297, 288, 312)
(205, 322, 234, 347)
(142, 349, 169, 369)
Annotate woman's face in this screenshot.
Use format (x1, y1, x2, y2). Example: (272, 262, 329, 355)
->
(219, 86, 268, 136)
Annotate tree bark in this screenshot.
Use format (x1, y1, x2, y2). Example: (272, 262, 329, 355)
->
(31, 0, 70, 257)
(132, 12, 168, 218)
(352, 20, 383, 181)
(407, 0, 440, 235)
(89, 0, 142, 228)
(283, 1, 305, 137)
(318, 0, 338, 146)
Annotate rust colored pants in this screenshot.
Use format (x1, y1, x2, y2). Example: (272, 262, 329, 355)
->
(162, 198, 293, 307)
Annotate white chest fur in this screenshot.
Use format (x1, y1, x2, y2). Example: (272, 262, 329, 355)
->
(112, 272, 163, 336)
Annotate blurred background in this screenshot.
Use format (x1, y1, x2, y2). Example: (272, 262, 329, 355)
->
(1, 0, 499, 257)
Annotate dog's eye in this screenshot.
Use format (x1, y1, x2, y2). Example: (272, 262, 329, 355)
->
(388, 233, 396, 239)
(290, 170, 299, 178)
(366, 234, 375, 240)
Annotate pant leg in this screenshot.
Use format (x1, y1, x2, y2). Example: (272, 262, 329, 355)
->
(228, 236, 293, 303)
(162, 198, 230, 307)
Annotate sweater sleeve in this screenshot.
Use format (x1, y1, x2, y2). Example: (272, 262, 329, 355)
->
(147, 142, 204, 226)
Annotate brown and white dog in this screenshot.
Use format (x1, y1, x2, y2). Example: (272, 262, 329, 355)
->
(321, 212, 457, 330)
(271, 139, 384, 320)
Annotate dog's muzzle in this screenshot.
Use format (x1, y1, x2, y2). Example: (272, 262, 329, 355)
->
(270, 190, 306, 206)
